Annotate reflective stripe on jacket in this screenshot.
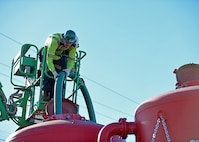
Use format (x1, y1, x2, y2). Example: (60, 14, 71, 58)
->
(44, 33, 76, 72)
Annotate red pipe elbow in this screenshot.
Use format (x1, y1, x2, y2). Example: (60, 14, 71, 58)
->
(97, 118, 136, 142)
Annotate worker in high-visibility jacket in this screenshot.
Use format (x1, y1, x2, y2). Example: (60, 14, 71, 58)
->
(41, 30, 79, 101)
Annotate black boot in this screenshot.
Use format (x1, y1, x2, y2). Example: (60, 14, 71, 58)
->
(42, 91, 51, 101)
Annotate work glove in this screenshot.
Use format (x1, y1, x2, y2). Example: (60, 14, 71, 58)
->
(63, 69, 71, 77)
(52, 70, 59, 79)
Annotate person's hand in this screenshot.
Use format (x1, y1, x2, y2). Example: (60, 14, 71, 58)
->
(62, 69, 71, 77)
(52, 71, 59, 79)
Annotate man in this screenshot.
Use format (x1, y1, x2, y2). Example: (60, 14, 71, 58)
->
(41, 30, 79, 101)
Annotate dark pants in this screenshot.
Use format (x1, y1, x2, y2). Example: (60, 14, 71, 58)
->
(42, 53, 67, 99)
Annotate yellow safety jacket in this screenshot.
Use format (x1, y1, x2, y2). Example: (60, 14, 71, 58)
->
(44, 33, 76, 72)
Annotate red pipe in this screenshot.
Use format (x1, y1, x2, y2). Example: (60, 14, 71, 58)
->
(97, 118, 136, 142)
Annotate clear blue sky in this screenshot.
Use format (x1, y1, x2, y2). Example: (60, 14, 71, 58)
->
(0, 0, 199, 141)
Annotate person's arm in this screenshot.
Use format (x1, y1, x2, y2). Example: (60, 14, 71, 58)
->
(46, 38, 59, 72)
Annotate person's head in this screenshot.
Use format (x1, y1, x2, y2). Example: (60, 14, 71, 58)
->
(62, 30, 77, 48)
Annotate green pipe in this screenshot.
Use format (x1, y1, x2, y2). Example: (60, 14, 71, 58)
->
(54, 71, 66, 114)
(79, 78, 96, 123)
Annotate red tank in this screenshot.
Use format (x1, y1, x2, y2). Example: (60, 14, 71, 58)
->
(98, 63, 199, 142)
(135, 85, 199, 141)
(6, 104, 123, 142)
(7, 118, 102, 142)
